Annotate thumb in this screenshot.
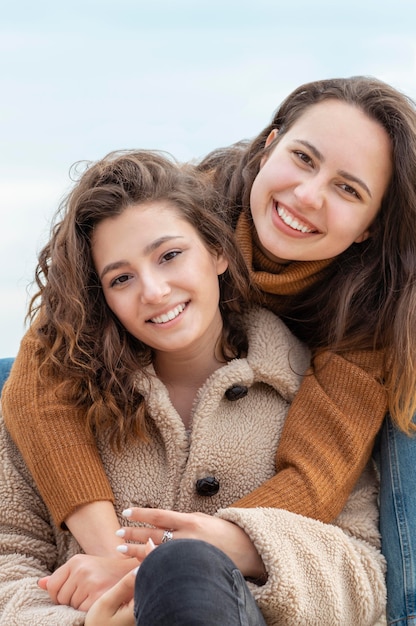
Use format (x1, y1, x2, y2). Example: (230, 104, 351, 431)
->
(37, 576, 50, 590)
(144, 538, 156, 556)
(102, 567, 137, 607)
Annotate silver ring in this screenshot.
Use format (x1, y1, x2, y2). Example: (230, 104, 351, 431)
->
(161, 529, 174, 543)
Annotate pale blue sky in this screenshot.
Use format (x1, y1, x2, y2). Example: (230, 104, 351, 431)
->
(1, 0, 416, 356)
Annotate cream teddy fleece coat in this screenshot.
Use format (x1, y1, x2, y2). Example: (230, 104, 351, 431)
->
(0, 307, 386, 625)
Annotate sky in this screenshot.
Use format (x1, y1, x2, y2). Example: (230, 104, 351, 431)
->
(1, 0, 416, 358)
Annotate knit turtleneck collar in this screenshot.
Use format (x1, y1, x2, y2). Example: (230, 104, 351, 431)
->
(235, 212, 333, 297)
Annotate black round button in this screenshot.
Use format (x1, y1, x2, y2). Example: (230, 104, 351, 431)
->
(225, 384, 248, 401)
(195, 476, 220, 496)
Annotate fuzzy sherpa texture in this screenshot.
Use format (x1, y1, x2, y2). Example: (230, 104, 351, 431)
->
(0, 308, 386, 625)
(2, 230, 388, 529)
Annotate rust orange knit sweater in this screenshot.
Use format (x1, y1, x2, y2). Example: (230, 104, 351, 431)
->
(231, 214, 387, 516)
(1, 213, 388, 527)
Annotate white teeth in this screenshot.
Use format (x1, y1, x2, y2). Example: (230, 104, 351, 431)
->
(277, 206, 315, 233)
(150, 303, 186, 324)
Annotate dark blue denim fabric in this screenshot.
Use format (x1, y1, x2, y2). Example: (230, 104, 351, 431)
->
(134, 539, 266, 626)
(0, 358, 14, 394)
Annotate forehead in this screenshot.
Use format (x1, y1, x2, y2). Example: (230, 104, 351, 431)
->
(95, 200, 185, 231)
(92, 200, 199, 254)
(286, 99, 391, 164)
(286, 99, 385, 140)
(129, 199, 183, 218)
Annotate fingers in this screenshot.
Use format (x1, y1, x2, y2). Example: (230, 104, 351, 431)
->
(116, 525, 176, 546)
(38, 566, 86, 608)
(118, 507, 197, 544)
(37, 576, 49, 590)
(144, 538, 156, 556)
(115, 508, 211, 558)
(122, 507, 189, 529)
(38, 555, 140, 611)
(42, 564, 72, 605)
(96, 569, 136, 609)
(117, 537, 156, 559)
(55, 576, 88, 610)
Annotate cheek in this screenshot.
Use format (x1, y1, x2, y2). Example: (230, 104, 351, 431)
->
(249, 178, 258, 207)
(203, 262, 222, 298)
(329, 217, 370, 250)
(249, 177, 264, 217)
(101, 289, 112, 310)
(102, 291, 125, 320)
(351, 209, 379, 241)
(251, 159, 292, 202)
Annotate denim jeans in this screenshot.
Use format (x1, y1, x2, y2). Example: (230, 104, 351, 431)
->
(0, 357, 14, 393)
(380, 415, 416, 625)
(134, 539, 266, 626)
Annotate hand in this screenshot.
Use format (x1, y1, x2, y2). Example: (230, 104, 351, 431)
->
(37, 554, 140, 611)
(84, 569, 136, 626)
(118, 508, 266, 579)
(85, 539, 156, 626)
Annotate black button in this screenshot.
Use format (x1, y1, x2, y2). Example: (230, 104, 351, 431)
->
(225, 385, 248, 401)
(195, 476, 220, 496)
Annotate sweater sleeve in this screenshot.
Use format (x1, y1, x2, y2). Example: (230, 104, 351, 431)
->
(232, 349, 387, 522)
(1, 324, 114, 528)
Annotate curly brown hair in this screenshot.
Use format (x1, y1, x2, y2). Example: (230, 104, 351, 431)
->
(30, 150, 255, 448)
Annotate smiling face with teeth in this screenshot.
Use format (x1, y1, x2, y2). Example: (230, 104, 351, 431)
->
(92, 200, 228, 360)
(249, 99, 392, 264)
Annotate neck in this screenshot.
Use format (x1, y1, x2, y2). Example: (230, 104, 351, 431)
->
(152, 325, 225, 429)
(154, 341, 224, 390)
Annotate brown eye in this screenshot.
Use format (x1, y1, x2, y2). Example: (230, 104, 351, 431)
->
(161, 250, 181, 263)
(294, 151, 313, 166)
(340, 183, 360, 199)
(111, 274, 131, 287)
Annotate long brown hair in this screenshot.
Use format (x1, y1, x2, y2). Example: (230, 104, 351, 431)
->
(198, 76, 416, 432)
(30, 150, 254, 448)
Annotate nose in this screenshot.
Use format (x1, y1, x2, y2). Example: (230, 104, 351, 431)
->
(139, 271, 171, 304)
(293, 176, 324, 211)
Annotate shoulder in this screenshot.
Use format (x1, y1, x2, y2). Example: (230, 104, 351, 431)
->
(212, 307, 311, 403)
(245, 307, 310, 380)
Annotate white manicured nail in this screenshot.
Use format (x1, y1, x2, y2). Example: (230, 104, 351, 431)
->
(116, 545, 129, 553)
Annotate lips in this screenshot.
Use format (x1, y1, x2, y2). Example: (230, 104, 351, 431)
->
(275, 203, 318, 234)
(149, 303, 186, 324)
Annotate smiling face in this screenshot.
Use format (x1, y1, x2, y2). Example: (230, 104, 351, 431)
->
(249, 99, 392, 263)
(92, 201, 228, 360)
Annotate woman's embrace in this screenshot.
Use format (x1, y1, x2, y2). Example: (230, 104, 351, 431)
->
(0, 149, 385, 625)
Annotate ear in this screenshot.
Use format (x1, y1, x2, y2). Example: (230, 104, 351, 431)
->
(354, 230, 371, 244)
(265, 128, 279, 148)
(216, 252, 229, 276)
(260, 129, 279, 167)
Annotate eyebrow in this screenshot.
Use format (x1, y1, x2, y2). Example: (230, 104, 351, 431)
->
(99, 235, 184, 281)
(338, 170, 372, 199)
(295, 139, 372, 199)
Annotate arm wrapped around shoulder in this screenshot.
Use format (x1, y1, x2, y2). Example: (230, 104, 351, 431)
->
(1, 323, 114, 528)
(217, 460, 386, 626)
